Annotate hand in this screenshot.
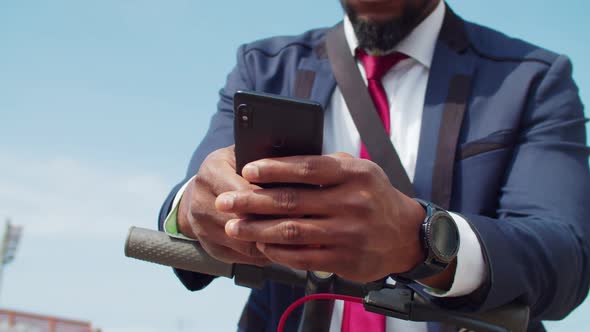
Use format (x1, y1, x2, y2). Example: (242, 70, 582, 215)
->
(216, 153, 427, 282)
(177, 145, 271, 266)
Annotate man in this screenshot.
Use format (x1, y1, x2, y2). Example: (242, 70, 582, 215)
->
(158, 0, 590, 331)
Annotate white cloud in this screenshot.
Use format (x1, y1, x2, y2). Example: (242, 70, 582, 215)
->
(0, 154, 252, 332)
(0, 154, 171, 239)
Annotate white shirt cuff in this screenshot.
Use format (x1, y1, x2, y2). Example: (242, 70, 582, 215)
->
(423, 212, 487, 298)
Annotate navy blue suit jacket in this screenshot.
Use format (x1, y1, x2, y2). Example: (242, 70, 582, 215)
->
(158, 6, 590, 332)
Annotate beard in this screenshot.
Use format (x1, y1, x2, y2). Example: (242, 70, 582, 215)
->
(341, 0, 429, 53)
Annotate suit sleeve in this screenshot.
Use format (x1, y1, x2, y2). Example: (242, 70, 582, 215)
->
(437, 55, 590, 321)
(157, 44, 254, 291)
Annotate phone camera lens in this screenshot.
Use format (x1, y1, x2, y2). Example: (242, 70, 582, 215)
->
(237, 104, 252, 128)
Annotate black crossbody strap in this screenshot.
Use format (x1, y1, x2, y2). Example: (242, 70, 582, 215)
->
(325, 24, 415, 197)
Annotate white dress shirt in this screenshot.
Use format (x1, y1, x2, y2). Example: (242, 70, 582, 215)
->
(164, 1, 486, 330)
(324, 2, 485, 331)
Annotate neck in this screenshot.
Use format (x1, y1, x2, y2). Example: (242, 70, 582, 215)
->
(418, 0, 441, 23)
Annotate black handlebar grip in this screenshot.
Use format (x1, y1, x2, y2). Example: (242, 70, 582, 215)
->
(412, 294, 529, 332)
(457, 301, 529, 332)
(124, 227, 234, 278)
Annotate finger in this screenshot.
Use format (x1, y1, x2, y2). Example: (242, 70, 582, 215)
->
(215, 187, 342, 216)
(200, 242, 272, 266)
(225, 217, 351, 245)
(189, 185, 239, 228)
(241, 154, 359, 186)
(227, 238, 268, 259)
(256, 243, 344, 273)
(196, 146, 260, 196)
(186, 210, 267, 259)
(197, 163, 254, 196)
(332, 152, 355, 159)
(216, 184, 380, 219)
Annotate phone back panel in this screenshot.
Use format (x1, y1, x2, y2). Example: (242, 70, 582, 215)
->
(234, 90, 324, 175)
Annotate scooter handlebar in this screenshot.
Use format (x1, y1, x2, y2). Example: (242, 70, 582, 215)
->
(125, 227, 529, 332)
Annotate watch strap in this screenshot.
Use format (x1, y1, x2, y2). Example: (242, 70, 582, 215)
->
(395, 258, 447, 281)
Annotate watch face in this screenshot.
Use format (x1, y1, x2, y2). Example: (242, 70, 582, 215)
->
(429, 212, 459, 262)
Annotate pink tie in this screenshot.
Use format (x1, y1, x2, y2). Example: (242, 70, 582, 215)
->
(341, 49, 408, 332)
(355, 49, 407, 160)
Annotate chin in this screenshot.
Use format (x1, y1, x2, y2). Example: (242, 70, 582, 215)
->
(357, 12, 399, 24)
(342, 0, 405, 24)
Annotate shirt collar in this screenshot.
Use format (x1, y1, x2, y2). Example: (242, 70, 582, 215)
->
(343, 0, 445, 68)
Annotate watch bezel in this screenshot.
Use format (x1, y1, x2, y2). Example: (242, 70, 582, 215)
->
(393, 200, 460, 282)
(424, 211, 460, 264)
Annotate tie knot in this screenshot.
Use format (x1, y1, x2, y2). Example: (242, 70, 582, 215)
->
(356, 49, 408, 81)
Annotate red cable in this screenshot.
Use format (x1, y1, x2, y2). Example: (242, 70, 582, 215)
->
(277, 293, 363, 332)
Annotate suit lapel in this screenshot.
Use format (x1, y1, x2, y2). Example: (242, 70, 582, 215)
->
(293, 39, 336, 109)
(414, 7, 476, 210)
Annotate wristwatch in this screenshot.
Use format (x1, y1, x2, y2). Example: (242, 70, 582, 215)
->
(394, 199, 460, 281)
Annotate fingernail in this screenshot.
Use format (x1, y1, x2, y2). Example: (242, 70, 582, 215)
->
(218, 193, 235, 209)
(226, 220, 239, 237)
(242, 164, 260, 180)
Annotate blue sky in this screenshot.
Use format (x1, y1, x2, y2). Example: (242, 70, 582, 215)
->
(0, 1, 588, 331)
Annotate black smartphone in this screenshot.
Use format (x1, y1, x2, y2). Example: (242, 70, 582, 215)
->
(233, 90, 324, 177)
